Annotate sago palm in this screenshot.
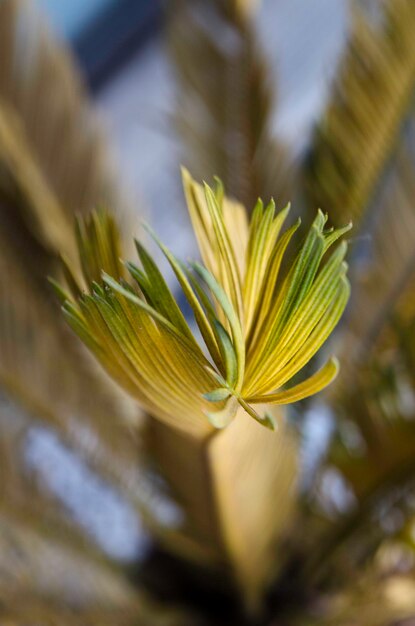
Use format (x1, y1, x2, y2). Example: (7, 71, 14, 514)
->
(1, 0, 415, 624)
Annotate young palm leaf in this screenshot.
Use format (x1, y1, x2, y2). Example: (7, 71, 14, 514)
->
(58, 170, 351, 435)
(55, 171, 351, 602)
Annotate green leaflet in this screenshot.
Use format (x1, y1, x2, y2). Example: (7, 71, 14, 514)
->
(206, 396, 239, 429)
(144, 223, 223, 369)
(204, 388, 232, 402)
(203, 183, 243, 319)
(130, 240, 193, 341)
(192, 262, 245, 393)
(246, 219, 300, 349)
(212, 320, 238, 389)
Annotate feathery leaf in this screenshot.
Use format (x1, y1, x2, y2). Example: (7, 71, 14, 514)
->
(57, 171, 351, 434)
(304, 0, 415, 228)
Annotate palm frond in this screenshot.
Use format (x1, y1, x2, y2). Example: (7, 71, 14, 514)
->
(304, 0, 415, 228)
(0, 507, 138, 611)
(325, 126, 415, 490)
(0, 236, 155, 517)
(0, 102, 78, 283)
(0, 506, 194, 625)
(59, 171, 351, 434)
(306, 2, 415, 519)
(338, 131, 415, 378)
(169, 0, 293, 210)
(0, 0, 159, 534)
(303, 208, 415, 598)
(0, 0, 128, 222)
(0, 0, 136, 287)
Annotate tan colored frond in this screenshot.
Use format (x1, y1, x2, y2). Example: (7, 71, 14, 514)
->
(169, 0, 292, 210)
(0, 398, 108, 559)
(0, 0, 129, 223)
(0, 500, 191, 625)
(338, 140, 415, 381)
(307, 568, 415, 626)
(304, 0, 415, 228)
(210, 408, 298, 603)
(0, 0, 139, 292)
(0, 508, 138, 611)
(0, 0, 157, 537)
(0, 237, 151, 512)
(0, 102, 77, 277)
(0, 602, 190, 626)
(148, 407, 298, 606)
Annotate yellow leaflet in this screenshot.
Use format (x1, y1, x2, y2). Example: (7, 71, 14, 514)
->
(247, 358, 339, 404)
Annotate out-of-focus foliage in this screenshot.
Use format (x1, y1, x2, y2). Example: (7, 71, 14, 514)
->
(285, 2, 415, 624)
(0, 0, 192, 622)
(304, 0, 415, 228)
(309, 0, 415, 527)
(0, 0, 153, 520)
(0, 0, 129, 221)
(302, 545, 415, 626)
(169, 0, 293, 211)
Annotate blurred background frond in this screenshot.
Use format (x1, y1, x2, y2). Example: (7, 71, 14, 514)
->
(0, 0, 144, 470)
(0, 0, 130, 222)
(169, 0, 293, 210)
(304, 0, 415, 229)
(261, 2, 415, 621)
